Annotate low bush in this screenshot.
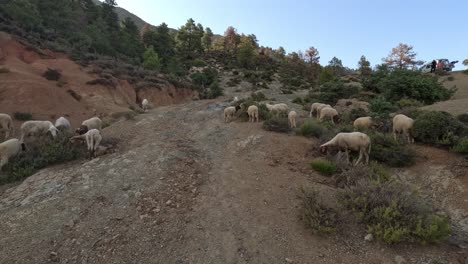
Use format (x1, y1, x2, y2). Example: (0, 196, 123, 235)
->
(300, 188, 338, 234)
(250, 91, 267, 102)
(13, 112, 33, 121)
(292, 97, 304, 105)
(369, 133, 416, 167)
(262, 116, 290, 133)
(298, 121, 326, 138)
(257, 103, 271, 120)
(43, 68, 61, 81)
(227, 77, 241, 87)
(317, 81, 359, 105)
(192, 59, 207, 67)
(1, 134, 85, 185)
(412, 111, 467, 147)
(453, 137, 468, 154)
(397, 98, 423, 108)
(339, 179, 451, 244)
(457, 113, 468, 124)
(310, 158, 337, 176)
(334, 162, 390, 188)
(67, 89, 82, 101)
(207, 81, 223, 99)
(369, 97, 397, 118)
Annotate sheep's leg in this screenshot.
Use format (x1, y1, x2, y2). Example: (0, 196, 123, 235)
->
(355, 150, 363, 166)
(345, 149, 350, 165)
(393, 130, 397, 141)
(331, 117, 335, 125)
(365, 152, 369, 164)
(0, 157, 7, 169)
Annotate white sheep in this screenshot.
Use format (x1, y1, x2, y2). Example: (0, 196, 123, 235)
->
(392, 114, 414, 144)
(76, 117, 102, 135)
(316, 104, 332, 120)
(247, 105, 259, 123)
(20, 120, 59, 143)
(0, 138, 21, 169)
(288, 111, 297, 128)
(224, 106, 237, 123)
(55, 116, 71, 133)
(320, 132, 372, 166)
(70, 129, 102, 159)
(319, 106, 339, 124)
(142, 99, 149, 112)
(310, 103, 326, 118)
(266, 103, 289, 116)
(233, 96, 239, 103)
(0, 113, 13, 140)
(353, 116, 373, 130)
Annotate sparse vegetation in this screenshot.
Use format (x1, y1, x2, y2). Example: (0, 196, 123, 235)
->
(298, 121, 326, 138)
(457, 113, 468, 124)
(300, 188, 338, 234)
(339, 179, 451, 244)
(13, 112, 33, 121)
(43, 68, 61, 81)
(453, 137, 468, 154)
(262, 116, 290, 133)
(412, 111, 466, 147)
(250, 91, 267, 102)
(369, 132, 416, 167)
(67, 89, 82, 101)
(310, 158, 337, 176)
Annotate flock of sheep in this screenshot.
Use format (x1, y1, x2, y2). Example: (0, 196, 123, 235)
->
(0, 113, 104, 170)
(224, 100, 415, 166)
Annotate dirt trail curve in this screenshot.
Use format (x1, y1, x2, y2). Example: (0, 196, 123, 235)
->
(0, 99, 463, 264)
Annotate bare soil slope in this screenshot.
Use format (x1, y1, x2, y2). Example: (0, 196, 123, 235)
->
(0, 98, 466, 263)
(423, 71, 468, 115)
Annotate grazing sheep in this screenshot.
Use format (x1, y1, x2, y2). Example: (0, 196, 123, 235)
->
(310, 103, 326, 118)
(392, 114, 414, 144)
(288, 111, 297, 128)
(142, 99, 149, 112)
(266, 103, 289, 116)
(319, 106, 339, 124)
(70, 129, 102, 159)
(0, 138, 21, 169)
(76, 117, 102, 135)
(0, 113, 13, 140)
(224, 106, 239, 123)
(247, 105, 259, 123)
(320, 132, 371, 166)
(55, 116, 71, 133)
(316, 104, 332, 120)
(20, 120, 59, 143)
(353, 116, 373, 130)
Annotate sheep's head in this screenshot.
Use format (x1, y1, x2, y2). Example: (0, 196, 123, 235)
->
(333, 115, 341, 124)
(235, 105, 241, 112)
(76, 125, 88, 135)
(48, 126, 59, 138)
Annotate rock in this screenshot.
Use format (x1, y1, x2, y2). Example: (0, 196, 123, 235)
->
(285, 258, 293, 263)
(394, 255, 406, 264)
(166, 200, 172, 206)
(122, 184, 131, 191)
(364, 233, 373, 242)
(134, 191, 142, 199)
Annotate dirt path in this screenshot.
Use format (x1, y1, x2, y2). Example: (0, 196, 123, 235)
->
(0, 98, 465, 264)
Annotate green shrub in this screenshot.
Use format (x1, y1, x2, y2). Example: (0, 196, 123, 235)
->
(227, 77, 241, 87)
(292, 97, 304, 105)
(300, 188, 338, 234)
(457, 113, 468, 124)
(453, 137, 468, 154)
(339, 179, 450, 244)
(412, 111, 467, 147)
(310, 158, 337, 176)
(335, 163, 389, 188)
(192, 59, 207, 67)
(397, 98, 423, 108)
(369, 97, 397, 118)
(1, 134, 85, 185)
(369, 133, 416, 167)
(207, 81, 223, 99)
(262, 116, 290, 133)
(317, 80, 359, 105)
(13, 112, 33, 121)
(348, 108, 369, 122)
(250, 91, 267, 102)
(298, 121, 326, 138)
(257, 103, 271, 120)
(446, 76, 455, 81)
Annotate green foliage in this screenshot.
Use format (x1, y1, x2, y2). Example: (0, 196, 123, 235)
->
(202, 27, 214, 51)
(292, 97, 304, 105)
(262, 116, 290, 133)
(143, 23, 175, 68)
(457, 113, 468, 124)
(397, 98, 423, 108)
(176, 18, 204, 59)
(237, 36, 257, 69)
(190, 67, 218, 88)
(358, 55, 372, 78)
(339, 179, 450, 244)
(13, 112, 32, 121)
(369, 133, 416, 167)
(1, 134, 85, 185)
(317, 80, 359, 105)
(453, 137, 468, 154)
(335, 163, 389, 188)
(207, 81, 223, 99)
(412, 111, 467, 147)
(311, 158, 337, 176)
(369, 97, 397, 118)
(143, 46, 162, 71)
(257, 103, 271, 120)
(298, 121, 326, 138)
(250, 91, 267, 102)
(300, 188, 338, 234)
(192, 59, 207, 67)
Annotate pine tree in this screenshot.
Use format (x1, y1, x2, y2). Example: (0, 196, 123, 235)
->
(176, 18, 204, 59)
(383, 43, 422, 69)
(358, 55, 372, 77)
(143, 46, 162, 71)
(202, 27, 214, 51)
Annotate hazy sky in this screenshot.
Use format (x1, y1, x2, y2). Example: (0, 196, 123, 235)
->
(115, 0, 467, 70)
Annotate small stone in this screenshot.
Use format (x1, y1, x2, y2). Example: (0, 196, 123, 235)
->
(285, 258, 293, 263)
(191, 188, 197, 194)
(364, 233, 373, 242)
(166, 200, 172, 206)
(394, 255, 406, 264)
(153, 208, 161, 213)
(50, 252, 58, 257)
(122, 184, 131, 191)
(134, 191, 142, 199)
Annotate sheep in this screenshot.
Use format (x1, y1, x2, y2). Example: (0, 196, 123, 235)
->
(320, 132, 372, 166)
(0, 138, 21, 169)
(20, 120, 59, 143)
(142, 99, 149, 112)
(392, 114, 414, 144)
(0, 113, 13, 140)
(247, 105, 259, 123)
(310, 103, 326, 118)
(76, 117, 102, 135)
(233, 96, 239, 103)
(224, 106, 240, 123)
(55, 116, 71, 133)
(288, 111, 297, 128)
(319, 106, 339, 124)
(316, 104, 332, 120)
(353, 116, 373, 130)
(266, 103, 289, 116)
(70, 129, 102, 159)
